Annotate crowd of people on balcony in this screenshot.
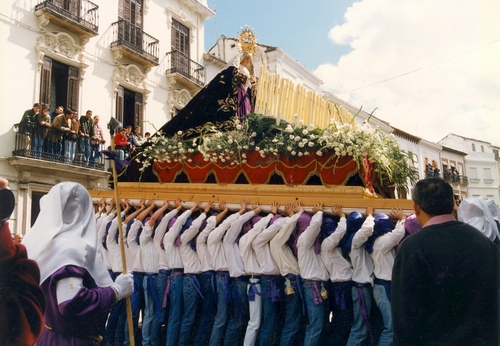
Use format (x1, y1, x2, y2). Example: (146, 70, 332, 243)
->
(425, 163, 441, 179)
(443, 166, 462, 183)
(3, 177, 499, 345)
(17, 103, 106, 167)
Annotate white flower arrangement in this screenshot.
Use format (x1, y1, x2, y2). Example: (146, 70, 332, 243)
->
(135, 113, 417, 192)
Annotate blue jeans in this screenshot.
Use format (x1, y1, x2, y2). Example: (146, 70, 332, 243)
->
(224, 278, 249, 346)
(259, 277, 282, 346)
(104, 272, 125, 343)
(194, 273, 216, 346)
(166, 274, 184, 346)
(154, 271, 169, 329)
(78, 136, 91, 163)
(91, 144, 100, 163)
(179, 275, 203, 346)
(279, 278, 302, 346)
(210, 273, 230, 346)
(32, 135, 44, 157)
(47, 139, 62, 156)
(347, 284, 373, 346)
(373, 283, 393, 346)
(124, 272, 145, 346)
(142, 273, 160, 345)
(302, 281, 326, 346)
(64, 140, 77, 163)
(322, 281, 353, 346)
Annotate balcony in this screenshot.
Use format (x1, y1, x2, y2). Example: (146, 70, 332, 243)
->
(166, 50, 205, 89)
(460, 175, 468, 185)
(110, 20, 159, 67)
(12, 122, 106, 171)
(35, 0, 99, 37)
(484, 178, 494, 183)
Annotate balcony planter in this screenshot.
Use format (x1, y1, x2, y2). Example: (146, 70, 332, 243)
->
(317, 152, 358, 186)
(275, 152, 317, 186)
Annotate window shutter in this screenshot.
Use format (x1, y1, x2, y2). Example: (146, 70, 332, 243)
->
(67, 66, 79, 111)
(39, 56, 52, 106)
(116, 86, 124, 124)
(134, 92, 143, 130)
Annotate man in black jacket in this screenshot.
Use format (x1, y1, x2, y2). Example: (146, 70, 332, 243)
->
(392, 177, 499, 345)
(19, 103, 40, 150)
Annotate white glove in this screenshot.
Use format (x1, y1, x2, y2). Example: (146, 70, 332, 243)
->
(111, 273, 134, 301)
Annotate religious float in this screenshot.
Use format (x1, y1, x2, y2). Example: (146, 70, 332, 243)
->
(89, 28, 417, 214)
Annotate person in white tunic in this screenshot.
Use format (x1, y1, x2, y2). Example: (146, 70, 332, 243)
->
(239, 207, 272, 346)
(269, 202, 304, 346)
(365, 209, 406, 346)
(319, 205, 353, 346)
(296, 203, 329, 346)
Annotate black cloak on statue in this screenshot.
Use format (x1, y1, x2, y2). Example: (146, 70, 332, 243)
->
(158, 65, 248, 138)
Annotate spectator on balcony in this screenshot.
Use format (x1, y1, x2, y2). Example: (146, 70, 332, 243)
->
(33, 106, 51, 158)
(64, 110, 80, 164)
(124, 125, 135, 152)
(19, 102, 40, 151)
(114, 127, 129, 161)
(91, 115, 106, 165)
(78, 110, 95, 166)
(51, 105, 64, 121)
(132, 126, 145, 147)
(48, 109, 72, 158)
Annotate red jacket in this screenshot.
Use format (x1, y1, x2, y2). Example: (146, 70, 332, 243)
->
(114, 132, 128, 147)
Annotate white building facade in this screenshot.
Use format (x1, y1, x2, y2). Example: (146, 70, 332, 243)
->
(0, 0, 213, 233)
(440, 134, 500, 204)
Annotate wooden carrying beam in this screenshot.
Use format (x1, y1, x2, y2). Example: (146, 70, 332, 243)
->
(89, 183, 414, 215)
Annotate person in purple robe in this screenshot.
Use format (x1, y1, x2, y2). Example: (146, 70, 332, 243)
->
(23, 182, 134, 346)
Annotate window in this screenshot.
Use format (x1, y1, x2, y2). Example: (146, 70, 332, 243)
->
(116, 85, 143, 131)
(471, 143, 476, 151)
(40, 56, 79, 112)
(481, 145, 484, 152)
(484, 168, 492, 179)
(118, 0, 143, 49)
(469, 167, 479, 182)
(172, 20, 189, 56)
(119, 0, 143, 25)
(171, 20, 190, 75)
(484, 168, 493, 183)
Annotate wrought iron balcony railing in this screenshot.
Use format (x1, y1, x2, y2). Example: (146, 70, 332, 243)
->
(166, 50, 205, 87)
(35, 0, 99, 35)
(111, 19, 159, 66)
(12, 122, 105, 170)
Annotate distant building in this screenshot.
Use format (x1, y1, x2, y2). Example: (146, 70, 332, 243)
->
(205, 34, 323, 94)
(440, 134, 499, 204)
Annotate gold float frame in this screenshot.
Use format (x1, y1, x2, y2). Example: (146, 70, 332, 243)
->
(89, 183, 414, 214)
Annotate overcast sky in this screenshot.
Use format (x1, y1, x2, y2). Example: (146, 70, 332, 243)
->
(205, 0, 500, 146)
